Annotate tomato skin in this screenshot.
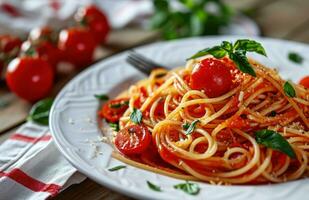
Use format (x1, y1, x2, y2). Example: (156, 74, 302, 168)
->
(75, 5, 110, 43)
(58, 27, 96, 68)
(6, 57, 54, 102)
(299, 76, 309, 89)
(0, 35, 22, 54)
(115, 125, 151, 155)
(99, 98, 129, 123)
(21, 40, 61, 70)
(190, 58, 233, 98)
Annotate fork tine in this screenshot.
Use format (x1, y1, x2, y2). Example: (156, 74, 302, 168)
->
(126, 56, 152, 75)
(126, 51, 167, 75)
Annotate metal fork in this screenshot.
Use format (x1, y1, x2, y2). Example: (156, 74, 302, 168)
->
(126, 50, 167, 75)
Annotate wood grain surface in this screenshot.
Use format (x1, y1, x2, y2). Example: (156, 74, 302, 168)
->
(1, 0, 308, 199)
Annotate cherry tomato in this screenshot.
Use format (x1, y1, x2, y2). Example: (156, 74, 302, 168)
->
(190, 58, 233, 98)
(299, 76, 309, 89)
(115, 125, 151, 155)
(21, 40, 60, 70)
(6, 57, 54, 102)
(0, 35, 22, 54)
(58, 27, 96, 68)
(75, 5, 110, 43)
(28, 26, 54, 43)
(99, 98, 129, 122)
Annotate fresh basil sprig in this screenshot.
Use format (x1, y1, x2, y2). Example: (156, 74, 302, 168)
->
(147, 181, 162, 192)
(174, 181, 200, 195)
(108, 165, 126, 171)
(130, 108, 143, 124)
(288, 52, 303, 64)
(94, 94, 109, 101)
(109, 100, 129, 108)
(183, 120, 199, 135)
(283, 81, 296, 98)
(255, 129, 296, 158)
(28, 98, 53, 126)
(188, 39, 267, 77)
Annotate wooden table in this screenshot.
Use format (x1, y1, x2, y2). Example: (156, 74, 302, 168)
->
(1, 0, 309, 199)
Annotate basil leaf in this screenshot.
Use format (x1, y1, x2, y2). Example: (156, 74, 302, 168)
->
(94, 94, 109, 101)
(230, 50, 256, 77)
(268, 111, 277, 117)
(184, 120, 199, 135)
(108, 165, 126, 171)
(255, 129, 296, 158)
(182, 122, 190, 130)
(130, 108, 143, 124)
(190, 9, 207, 36)
(234, 39, 267, 56)
(28, 98, 53, 126)
(283, 81, 296, 98)
(221, 41, 233, 51)
(147, 181, 162, 192)
(174, 181, 200, 195)
(150, 11, 169, 28)
(109, 123, 119, 132)
(188, 46, 227, 60)
(288, 52, 303, 64)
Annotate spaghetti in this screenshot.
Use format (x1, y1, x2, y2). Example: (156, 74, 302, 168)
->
(99, 48, 309, 185)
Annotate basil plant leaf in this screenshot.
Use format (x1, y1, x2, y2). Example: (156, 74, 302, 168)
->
(234, 39, 267, 56)
(229, 50, 256, 77)
(28, 98, 54, 126)
(255, 129, 296, 158)
(174, 181, 200, 195)
(130, 108, 143, 124)
(188, 46, 227, 60)
(283, 81, 296, 98)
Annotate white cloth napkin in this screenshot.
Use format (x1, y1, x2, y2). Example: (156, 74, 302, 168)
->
(0, 122, 86, 200)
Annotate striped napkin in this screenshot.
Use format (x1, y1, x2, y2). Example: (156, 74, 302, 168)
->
(0, 122, 86, 200)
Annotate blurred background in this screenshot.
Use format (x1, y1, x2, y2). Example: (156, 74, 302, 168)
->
(0, 0, 308, 199)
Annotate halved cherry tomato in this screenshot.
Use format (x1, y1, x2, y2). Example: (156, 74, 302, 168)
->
(99, 98, 129, 123)
(299, 76, 309, 89)
(6, 57, 54, 102)
(75, 5, 110, 43)
(21, 40, 61, 70)
(190, 58, 233, 98)
(58, 27, 96, 68)
(115, 125, 151, 155)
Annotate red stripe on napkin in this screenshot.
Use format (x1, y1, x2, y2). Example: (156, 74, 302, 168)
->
(10, 134, 51, 143)
(0, 168, 61, 197)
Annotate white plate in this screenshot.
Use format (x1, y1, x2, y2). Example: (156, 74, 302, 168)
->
(50, 36, 309, 200)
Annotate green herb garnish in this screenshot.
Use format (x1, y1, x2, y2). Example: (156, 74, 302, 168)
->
(94, 94, 109, 101)
(109, 123, 119, 132)
(283, 81, 296, 98)
(188, 39, 267, 77)
(150, 0, 232, 40)
(28, 98, 53, 125)
(255, 129, 296, 158)
(147, 181, 162, 192)
(288, 52, 303, 64)
(183, 120, 199, 135)
(108, 165, 127, 171)
(268, 111, 277, 117)
(174, 181, 200, 195)
(130, 108, 143, 124)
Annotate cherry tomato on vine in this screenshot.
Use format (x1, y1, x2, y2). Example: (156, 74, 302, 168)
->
(190, 58, 233, 98)
(21, 40, 61, 70)
(75, 5, 110, 44)
(299, 76, 309, 89)
(6, 57, 54, 102)
(58, 27, 96, 68)
(99, 98, 129, 123)
(28, 26, 55, 43)
(115, 125, 151, 155)
(0, 35, 22, 54)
